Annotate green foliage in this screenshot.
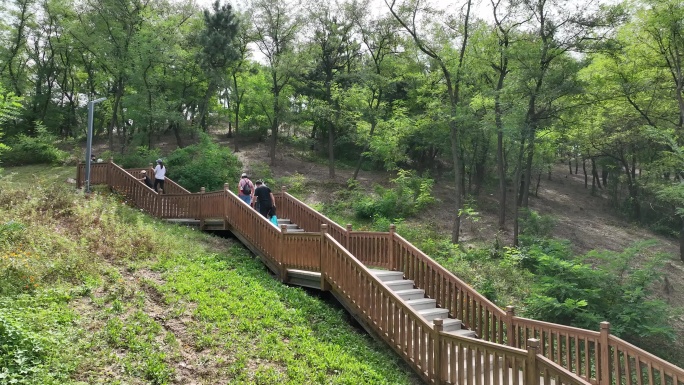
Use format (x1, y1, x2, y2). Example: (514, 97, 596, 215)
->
(166, 133, 241, 192)
(278, 172, 307, 195)
(0, 312, 47, 383)
(1, 123, 68, 166)
(0, 86, 21, 168)
(0, 165, 418, 384)
(103, 146, 162, 169)
(520, 241, 675, 345)
(519, 209, 556, 242)
(353, 169, 435, 220)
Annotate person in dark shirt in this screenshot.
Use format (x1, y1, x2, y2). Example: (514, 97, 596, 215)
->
(253, 180, 276, 219)
(137, 170, 154, 189)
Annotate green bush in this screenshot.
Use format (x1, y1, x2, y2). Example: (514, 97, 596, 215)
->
(1, 124, 68, 166)
(0, 313, 46, 383)
(165, 133, 241, 192)
(353, 169, 435, 220)
(101, 146, 162, 169)
(519, 209, 556, 242)
(522, 241, 675, 345)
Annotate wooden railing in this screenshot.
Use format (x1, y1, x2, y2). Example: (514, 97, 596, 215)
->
(79, 162, 684, 385)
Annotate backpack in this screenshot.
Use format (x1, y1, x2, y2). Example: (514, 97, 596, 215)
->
(241, 180, 252, 195)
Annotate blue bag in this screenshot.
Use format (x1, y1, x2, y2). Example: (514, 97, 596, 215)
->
(270, 214, 279, 227)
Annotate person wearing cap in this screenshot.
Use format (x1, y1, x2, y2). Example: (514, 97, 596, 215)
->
(137, 170, 154, 189)
(153, 159, 166, 193)
(238, 172, 254, 205)
(253, 180, 276, 219)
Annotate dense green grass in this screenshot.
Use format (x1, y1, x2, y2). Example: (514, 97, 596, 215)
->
(0, 166, 419, 384)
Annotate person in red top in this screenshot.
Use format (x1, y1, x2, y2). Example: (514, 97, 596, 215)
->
(238, 173, 254, 205)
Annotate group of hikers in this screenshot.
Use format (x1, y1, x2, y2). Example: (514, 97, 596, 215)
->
(136, 159, 167, 194)
(237, 173, 277, 224)
(134, 161, 277, 224)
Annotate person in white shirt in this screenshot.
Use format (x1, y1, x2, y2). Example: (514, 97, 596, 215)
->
(154, 159, 166, 193)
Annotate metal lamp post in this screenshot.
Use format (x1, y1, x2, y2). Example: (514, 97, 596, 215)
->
(84, 97, 107, 193)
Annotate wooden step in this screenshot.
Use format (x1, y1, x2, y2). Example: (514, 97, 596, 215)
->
(405, 298, 437, 311)
(384, 279, 415, 291)
(394, 289, 425, 301)
(440, 318, 465, 332)
(446, 328, 477, 338)
(418, 307, 449, 322)
(370, 269, 404, 282)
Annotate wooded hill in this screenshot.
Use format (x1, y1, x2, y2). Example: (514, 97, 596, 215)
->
(2, 0, 684, 366)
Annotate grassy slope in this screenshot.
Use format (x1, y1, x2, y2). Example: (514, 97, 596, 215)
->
(0, 166, 420, 385)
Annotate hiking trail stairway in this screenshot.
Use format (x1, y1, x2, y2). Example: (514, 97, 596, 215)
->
(78, 161, 684, 385)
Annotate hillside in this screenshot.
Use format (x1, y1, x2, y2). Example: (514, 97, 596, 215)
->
(227, 139, 684, 360)
(0, 166, 421, 384)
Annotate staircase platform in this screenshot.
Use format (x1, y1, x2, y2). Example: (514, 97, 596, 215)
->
(286, 269, 322, 289)
(165, 218, 226, 230)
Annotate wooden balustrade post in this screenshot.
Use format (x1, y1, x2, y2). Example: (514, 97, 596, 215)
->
(76, 164, 82, 189)
(433, 318, 444, 385)
(199, 187, 205, 230)
(223, 183, 229, 230)
(389, 224, 396, 270)
(346, 224, 352, 249)
(506, 306, 516, 347)
(320, 224, 330, 291)
(279, 224, 288, 283)
(599, 321, 611, 385)
(526, 338, 540, 385)
(281, 186, 287, 217)
(107, 157, 114, 185)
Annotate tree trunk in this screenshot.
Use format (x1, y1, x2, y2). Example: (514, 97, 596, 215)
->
(268, 69, 282, 165)
(522, 134, 535, 208)
(451, 120, 463, 244)
(353, 120, 377, 181)
(583, 158, 588, 188)
(496, 114, 506, 230)
(680, 217, 684, 263)
(591, 158, 602, 191)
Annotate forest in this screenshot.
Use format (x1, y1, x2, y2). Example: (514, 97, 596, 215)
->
(2, 0, 684, 369)
(3, 0, 684, 249)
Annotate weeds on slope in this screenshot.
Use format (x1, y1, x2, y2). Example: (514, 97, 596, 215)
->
(0, 167, 419, 385)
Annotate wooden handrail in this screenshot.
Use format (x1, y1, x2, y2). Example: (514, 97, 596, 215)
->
(83, 161, 684, 385)
(321, 232, 583, 384)
(275, 191, 347, 244)
(536, 353, 593, 385)
(608, 334, 684, 385)
(393, 232, 508, 343)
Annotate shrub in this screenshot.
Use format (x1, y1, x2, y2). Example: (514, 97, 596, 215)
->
(1, 123, 68, 166)
(166, 133, 241, 192)
(523, 241, 675, 345)
(353, 169, 435, 220)
(519, 209, 556, 242)
(102, 146, 162, 169)
(0, 313, 46, 382)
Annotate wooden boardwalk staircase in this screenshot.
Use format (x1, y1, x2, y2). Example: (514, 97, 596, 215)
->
(78, 161, 684, 385)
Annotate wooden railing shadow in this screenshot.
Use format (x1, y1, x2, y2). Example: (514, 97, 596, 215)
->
(78, 162, 684, 385)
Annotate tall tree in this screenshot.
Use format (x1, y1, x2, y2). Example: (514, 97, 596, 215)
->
(305, 2, 358, 179)
(348, 1, 398, 181)
(251, 0, 300, 165)
(388, 0, 473, 243)
(197, 0, 240, 132)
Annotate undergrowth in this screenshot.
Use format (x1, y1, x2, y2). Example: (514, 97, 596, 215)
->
(0, 166, 419, 384)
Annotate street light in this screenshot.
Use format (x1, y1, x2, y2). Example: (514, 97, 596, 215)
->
(85, 97, 107, 193)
